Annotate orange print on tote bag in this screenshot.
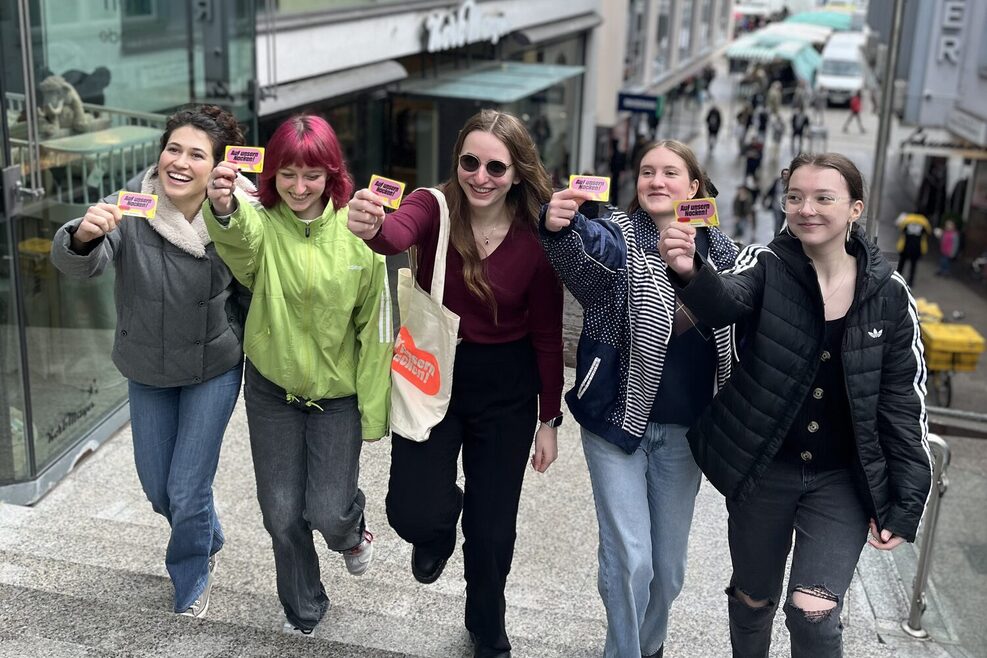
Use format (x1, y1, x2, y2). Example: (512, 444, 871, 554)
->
(390, 188, 460, 441)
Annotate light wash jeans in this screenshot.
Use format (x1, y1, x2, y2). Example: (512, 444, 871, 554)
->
(582, 423, 701, 658)
(128, 362, 242, 612)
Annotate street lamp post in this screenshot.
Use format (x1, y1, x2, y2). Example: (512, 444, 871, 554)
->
(867, 0, 906, 243)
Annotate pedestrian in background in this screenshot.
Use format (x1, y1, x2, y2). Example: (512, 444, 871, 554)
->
(769, 112, 785, 159)
(895, 211, 931, 287)
(736, 102, 753, 154)
(348, 109, 563, 658)
(766, 81, 783, 117)
(763, 167, 790, 235)
(812, 88, 827, 123)
(542, 139, 738, 658)
(743, 137, 764, 180)
(733, 183, 755, 241)
(791, 108, 810, 154)
(205, 114, 392, 635)
(842, 91, 865, 134)
(706, 105, 722, 153)
(792, 80, 810, 112)
(660, 152, 930, 658)
(50, 105, 250, 619)
(936, 219, 961, 276)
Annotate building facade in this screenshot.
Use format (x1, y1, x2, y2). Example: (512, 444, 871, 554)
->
(0, 0, 602, 503)
(868, 0, 987, 256)
(594, 0, 733, 192)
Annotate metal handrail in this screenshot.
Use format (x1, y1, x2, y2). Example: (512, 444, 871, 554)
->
(900, 434, 951, 639)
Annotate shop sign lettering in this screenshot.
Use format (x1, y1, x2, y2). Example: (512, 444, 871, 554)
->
(937, 0, 965, 65)
(424, 0, 509, 53)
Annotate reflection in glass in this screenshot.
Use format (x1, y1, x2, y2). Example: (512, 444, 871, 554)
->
(1, 0, 256, 482)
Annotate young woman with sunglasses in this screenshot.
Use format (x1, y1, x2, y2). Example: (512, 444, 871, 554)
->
(659, 153, 931, 657)
(348, 109, 563, 658)
(204, 115, 392, 635)
(541, 140, 738, 658)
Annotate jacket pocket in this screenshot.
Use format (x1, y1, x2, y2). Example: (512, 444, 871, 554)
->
(576, 357, 601, 399)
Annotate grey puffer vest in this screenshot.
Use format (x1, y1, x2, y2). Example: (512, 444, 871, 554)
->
(50, 169, 248, 387)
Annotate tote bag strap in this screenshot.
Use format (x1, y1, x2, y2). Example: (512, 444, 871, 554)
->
(417, 187, 452, 306)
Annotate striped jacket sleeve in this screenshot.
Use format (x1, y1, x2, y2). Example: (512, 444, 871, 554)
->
(353, 247, 394, 441)
(877, 274, 932, 542)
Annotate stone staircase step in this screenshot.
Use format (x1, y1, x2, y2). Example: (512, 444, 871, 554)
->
(0, 504, 605, 626)
(0, 549, 602, 657)
(0, 583, 405, 657)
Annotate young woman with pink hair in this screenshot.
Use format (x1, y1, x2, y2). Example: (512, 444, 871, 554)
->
(204, 115, 393, 635)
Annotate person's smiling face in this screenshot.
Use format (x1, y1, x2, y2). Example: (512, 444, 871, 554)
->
(157, 126, 215, 205)
(636, 147, 699, 219)
(785, 165, 862, 249)
(456, 130, 518, 211)
(275, 164, 328, 220)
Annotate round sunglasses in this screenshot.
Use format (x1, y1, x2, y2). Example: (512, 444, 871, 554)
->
(458, 154, 513, 178)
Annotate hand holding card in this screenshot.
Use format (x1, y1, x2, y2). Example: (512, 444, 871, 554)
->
(674, 198, 719, 227)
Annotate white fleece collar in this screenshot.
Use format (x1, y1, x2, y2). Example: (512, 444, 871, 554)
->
(141, 167, 252, 258)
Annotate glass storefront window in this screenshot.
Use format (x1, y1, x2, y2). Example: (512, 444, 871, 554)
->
(678, 0, 693, 63)
(699, 0, 713, 51)
(0, 155, 31, 486)
(509, 37, 584, 187)
(654, 0, 672, 79)
(1, 0, 256, 497)
(625, 0, 648, 84)
(718, 0, 731, 41)
(271, 0, 406, 13)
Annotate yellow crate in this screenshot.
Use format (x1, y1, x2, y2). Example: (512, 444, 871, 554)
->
(915, 298, 943, 323)
(921, 323, 985, 372)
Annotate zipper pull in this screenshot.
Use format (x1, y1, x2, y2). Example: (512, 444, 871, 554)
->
(305, 225, 311, 238)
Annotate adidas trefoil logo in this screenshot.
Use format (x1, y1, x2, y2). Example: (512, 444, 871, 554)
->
(868, 328, 883, 339)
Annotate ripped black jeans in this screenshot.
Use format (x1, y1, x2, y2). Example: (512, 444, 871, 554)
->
(725, 460, 869, 658)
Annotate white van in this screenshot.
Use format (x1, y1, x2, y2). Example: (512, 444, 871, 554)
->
(815, 32, 867, 105)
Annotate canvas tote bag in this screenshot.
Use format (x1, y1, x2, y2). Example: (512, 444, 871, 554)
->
(390, 187, 461, 442)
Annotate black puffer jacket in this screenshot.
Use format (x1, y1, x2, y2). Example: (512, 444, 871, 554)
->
(674, 227, 931, 542)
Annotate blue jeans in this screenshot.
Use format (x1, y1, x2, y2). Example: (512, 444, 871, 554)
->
(581, 424, 701, 658)
(725, 460, 868, 658)
(243, 360, 366, 631)
(128, 362, 242, 611)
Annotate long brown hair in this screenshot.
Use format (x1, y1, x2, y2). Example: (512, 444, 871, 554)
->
(626, 140, 708, 215)
(442, 109, 552, 314)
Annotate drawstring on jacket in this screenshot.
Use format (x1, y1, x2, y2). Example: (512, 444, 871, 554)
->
(284, 392, 325, 412)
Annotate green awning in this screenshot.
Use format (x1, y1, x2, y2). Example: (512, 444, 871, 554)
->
(397, 62, 584, 104)
(727, 36, 821, 82)
(784, 10, 853, 31)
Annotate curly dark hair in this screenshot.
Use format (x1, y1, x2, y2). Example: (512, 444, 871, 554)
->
(159, 105, 245, 164)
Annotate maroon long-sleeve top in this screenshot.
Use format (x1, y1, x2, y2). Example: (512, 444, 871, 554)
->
(367, 188, 564, 421)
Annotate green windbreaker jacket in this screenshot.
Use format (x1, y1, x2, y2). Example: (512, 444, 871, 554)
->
(204, 200, 392, 440)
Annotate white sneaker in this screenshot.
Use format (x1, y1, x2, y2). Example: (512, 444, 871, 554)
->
(282, 620, 314, 637)
(343, 530, 374, 576)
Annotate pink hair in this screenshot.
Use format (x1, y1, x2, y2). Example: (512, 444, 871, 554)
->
(256, 115, 353, 211)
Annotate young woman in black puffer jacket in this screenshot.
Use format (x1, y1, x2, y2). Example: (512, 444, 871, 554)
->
(660, 152, 931, 658)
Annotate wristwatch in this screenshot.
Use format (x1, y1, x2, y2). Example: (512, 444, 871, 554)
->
(542, 414, 564, 429)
